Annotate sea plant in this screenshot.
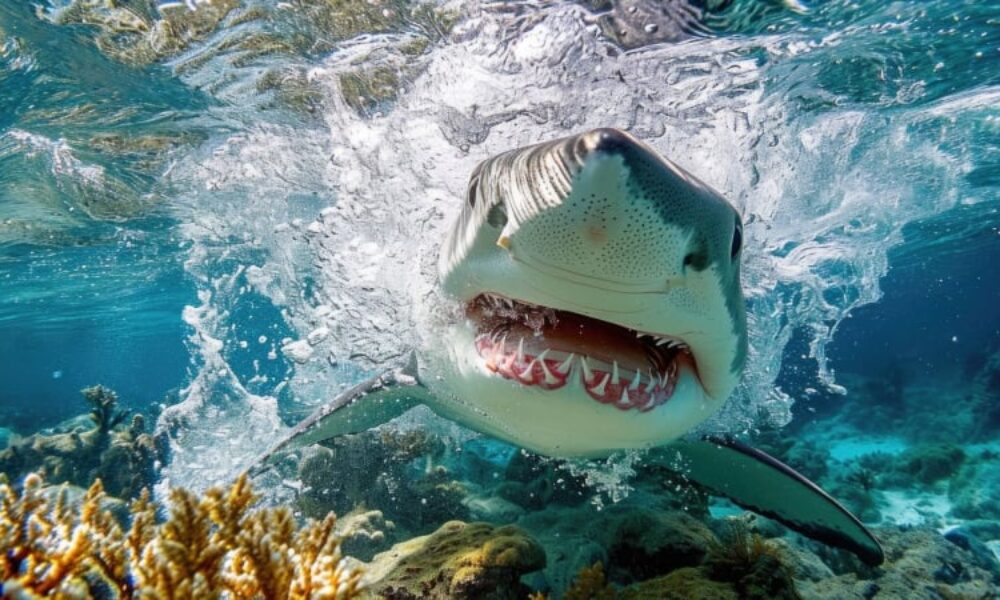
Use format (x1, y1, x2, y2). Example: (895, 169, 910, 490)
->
(703, 522, 782, 578)
(846, 467, 878, 493)
(0, 472, 363, 598)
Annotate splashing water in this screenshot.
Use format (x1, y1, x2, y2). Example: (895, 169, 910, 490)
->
(3, 0, 996, 492)
(158, 0, 993, 489)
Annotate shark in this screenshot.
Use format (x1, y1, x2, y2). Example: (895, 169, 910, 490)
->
(252, 128, 884, 566)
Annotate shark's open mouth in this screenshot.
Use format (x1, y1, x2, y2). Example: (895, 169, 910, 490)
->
(467, 293, 694, 412)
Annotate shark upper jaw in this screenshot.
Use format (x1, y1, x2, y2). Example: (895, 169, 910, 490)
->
(464, 292, 701, 414)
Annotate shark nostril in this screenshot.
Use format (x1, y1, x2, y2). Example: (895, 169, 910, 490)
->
(683, 251, 708, 272)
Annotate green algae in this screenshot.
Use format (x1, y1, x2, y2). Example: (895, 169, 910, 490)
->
(48, 0, 240, 66)
(256, 67, 326, 116)
(42, 0, 457, 118)
(619, 568, 738, 600)
(339, 65, 404, 115)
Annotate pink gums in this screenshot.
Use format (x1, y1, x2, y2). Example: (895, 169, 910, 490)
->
(474, 334, 676, 412)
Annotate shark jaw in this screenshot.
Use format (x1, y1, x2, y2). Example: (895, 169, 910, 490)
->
(468, 293, 694, 413)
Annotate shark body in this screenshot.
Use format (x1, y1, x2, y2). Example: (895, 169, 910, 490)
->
(254, 129, 884, 566)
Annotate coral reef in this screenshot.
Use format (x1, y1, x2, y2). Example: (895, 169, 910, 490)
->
(0, 471, 362, 598)
(294, 429, 468, 539)
(967, 343, 1000, 439)
(619, 568, 739, 600)
(950, 452, 1000, 521)
(562, 562, 616, 600)
(891, 444, 966, 486)
(531, 521, 800, 600)
(798, 526, 998, 599)
(514, 500, 717, 592)
(336, 508, 396, 561)
(753, 429, 832, 483)
(362, 520, 545, 599)
(0, 386, 162, 499)
(701, 522, 800, 600)
(827, 468, 882, 524)
(494, 451, 590, 511)
(601, 509, 717, 583)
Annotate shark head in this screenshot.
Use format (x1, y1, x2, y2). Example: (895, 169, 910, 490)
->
(432, 128, 747, 457)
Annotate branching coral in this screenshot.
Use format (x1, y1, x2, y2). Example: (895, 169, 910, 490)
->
(0, 385, 162, 499)
(0, 472, 363, 599)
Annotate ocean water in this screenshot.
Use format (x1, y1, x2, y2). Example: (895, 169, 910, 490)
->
(1, 0, 999, 597)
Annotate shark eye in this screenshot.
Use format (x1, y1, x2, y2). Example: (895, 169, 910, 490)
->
(731, 221, 743, 260)
(487, 200, 507, 228)
(467, 180, 479, 208)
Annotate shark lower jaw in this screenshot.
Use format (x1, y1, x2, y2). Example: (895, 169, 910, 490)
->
(466, 293, 697, 413)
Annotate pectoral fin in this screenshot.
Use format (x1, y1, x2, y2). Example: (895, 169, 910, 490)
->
(666, 435, 884, 566)
(248, 353, 433, 475)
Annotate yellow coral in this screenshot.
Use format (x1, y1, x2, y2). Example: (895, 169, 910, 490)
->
(563, 562, 617, 600)
(0, 472, 363, 599)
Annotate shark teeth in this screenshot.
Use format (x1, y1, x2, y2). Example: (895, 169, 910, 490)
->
(473, 333, 678, 412)
(540, 360, 560, 386)
(556, 353, 575, 375)
(630, 331, 688, 350)
(519, 359, 536, 381)
(589, 372, 609, 396)
(629, 372, 642, 391)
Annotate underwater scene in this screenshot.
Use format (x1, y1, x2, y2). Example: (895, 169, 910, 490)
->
(1, 0, 999, 597)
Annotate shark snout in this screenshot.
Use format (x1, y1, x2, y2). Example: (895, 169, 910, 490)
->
(506, 143, 690, 287)
(574, 128, 640, 158)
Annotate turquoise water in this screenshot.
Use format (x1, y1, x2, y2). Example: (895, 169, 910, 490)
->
(1, 0, 999, 596)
